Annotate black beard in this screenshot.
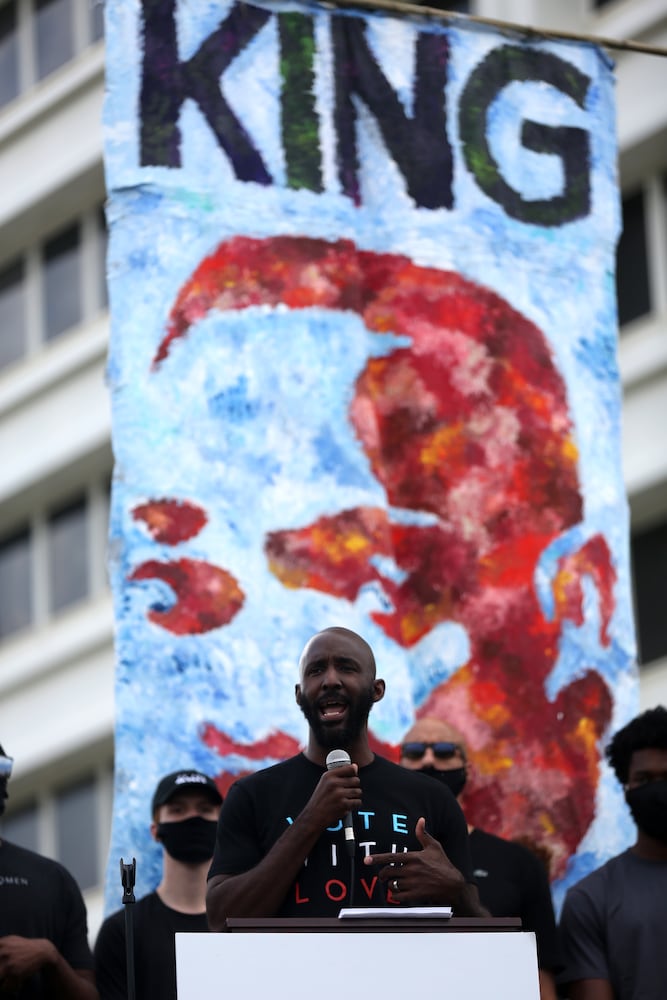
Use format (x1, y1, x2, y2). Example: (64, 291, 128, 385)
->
(299, 684, 376, 750)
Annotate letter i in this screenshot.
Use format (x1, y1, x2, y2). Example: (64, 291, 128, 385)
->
(277, 11, 323, 192)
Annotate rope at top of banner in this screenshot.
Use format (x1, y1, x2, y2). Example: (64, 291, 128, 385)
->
(319, 0, 667, 58)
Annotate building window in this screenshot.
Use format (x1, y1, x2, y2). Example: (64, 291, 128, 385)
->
(616, 190, 651, 328)
(1, 802, 39, 852)
(0, 0, 102, 109)
(35, 0, 73, 81)
(48, 497, 89, 613)
(43, 224, 82, 342)
(96, 207, 108, 310)
(632, 520, 667, 665)
(0, 204, 105, 372)
(1, 762, 113, 896)
(0, 1, 19, 109)
(0, 258, 26, 370)
(55, 776, 99, 891)
(0, 528, 32, 640)
(90, 0, 103, 42)
(0, 473, 109, 644)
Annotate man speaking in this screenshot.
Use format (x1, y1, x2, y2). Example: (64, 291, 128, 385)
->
(206, 626, 485, 926)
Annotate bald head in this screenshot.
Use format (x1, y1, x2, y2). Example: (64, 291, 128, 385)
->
(403, 717, 466, 749)
(295, 626, 384, 766)
(298, 627, 376, 680)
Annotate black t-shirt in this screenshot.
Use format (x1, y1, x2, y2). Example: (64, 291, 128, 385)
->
(469, 828, 561, 971)
(209, 752, 473, 916)
(0, 839, 94, 999)
(94, 890, 209, 1000)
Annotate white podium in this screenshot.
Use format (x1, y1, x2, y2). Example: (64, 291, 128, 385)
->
(176, 918, 540, 999)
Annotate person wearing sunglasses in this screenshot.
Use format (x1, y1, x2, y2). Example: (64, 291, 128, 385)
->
(0, 743, 99, 999)
(400, 718, 560, 1000)
(558, 705, 667, 1000)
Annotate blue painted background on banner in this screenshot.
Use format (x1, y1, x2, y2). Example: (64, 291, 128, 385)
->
(103, 0, 637, 915)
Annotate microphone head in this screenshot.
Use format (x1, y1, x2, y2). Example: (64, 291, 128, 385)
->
(326, 748, 351, 770)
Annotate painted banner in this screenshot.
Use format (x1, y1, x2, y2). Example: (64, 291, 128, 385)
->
(103, 0, 638, 913)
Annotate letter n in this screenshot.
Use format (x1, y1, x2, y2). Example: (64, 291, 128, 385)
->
(331, 18, 452, 208)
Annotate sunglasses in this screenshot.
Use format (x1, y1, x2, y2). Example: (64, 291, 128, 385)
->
(0, 754, 13, 779)
(400, 741, 463, 762)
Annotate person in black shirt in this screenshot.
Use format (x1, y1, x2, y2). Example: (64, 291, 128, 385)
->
(207, 626, 486, 928)
(0, 743, 98, 1000)
(400, 717, 560, 1000)
(94, 769, 222, 1000)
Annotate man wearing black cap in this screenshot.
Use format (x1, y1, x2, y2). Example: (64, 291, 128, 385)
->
(94, 770, 222, 1000)
(0, 743, 98, 999)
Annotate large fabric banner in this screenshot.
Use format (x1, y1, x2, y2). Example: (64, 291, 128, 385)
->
(103, 0, 638, 913)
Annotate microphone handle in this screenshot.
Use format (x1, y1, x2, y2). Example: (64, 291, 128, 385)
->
(343, 811, 355, 858)
(325, 749, 356, 858)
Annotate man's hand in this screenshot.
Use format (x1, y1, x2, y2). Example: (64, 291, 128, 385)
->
(300, 763, 362, 832)
(0, 935, 57, 992)
(363, 816, 466, 906)
(0, 935, 98, 1000)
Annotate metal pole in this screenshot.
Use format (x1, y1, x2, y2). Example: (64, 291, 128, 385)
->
(120, 858, 137, 1000)
(319, 0, 667, 57)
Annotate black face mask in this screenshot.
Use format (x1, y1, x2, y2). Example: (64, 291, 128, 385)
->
(417, 766, 467, 798)
(626, 780, 667, 843)
(156, 815, 218, 863)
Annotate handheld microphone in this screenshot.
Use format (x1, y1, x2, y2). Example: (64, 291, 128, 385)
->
(326, 748, 356, 858)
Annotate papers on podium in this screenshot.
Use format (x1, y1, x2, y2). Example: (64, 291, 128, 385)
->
(338, 906, 453, 919)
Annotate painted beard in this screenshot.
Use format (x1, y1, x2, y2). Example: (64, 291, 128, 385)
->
(299, 684, 376, 749)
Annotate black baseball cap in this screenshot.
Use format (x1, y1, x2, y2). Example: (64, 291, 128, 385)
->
(151, 770, 222, 815)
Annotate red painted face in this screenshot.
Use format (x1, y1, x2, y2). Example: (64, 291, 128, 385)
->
(146, 234, 616, 877)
